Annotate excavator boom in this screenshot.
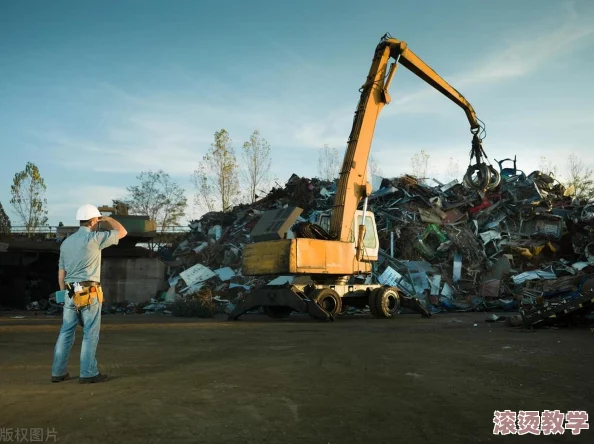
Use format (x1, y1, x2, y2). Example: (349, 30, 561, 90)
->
(330, 36, 480, 243)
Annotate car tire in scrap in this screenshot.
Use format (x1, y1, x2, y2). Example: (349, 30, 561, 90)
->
(370, 287, 400, 318)
(263, 306, 293, 319)
(311, 288, 342, 317)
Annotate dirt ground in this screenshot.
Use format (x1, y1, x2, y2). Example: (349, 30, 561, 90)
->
(0, 311, 592, 444)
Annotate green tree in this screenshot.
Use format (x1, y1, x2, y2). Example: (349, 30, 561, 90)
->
(192, 129, 239, 213)
(124, 170, 187, 232)
(241, 130, 272, 203)
(10, 161, 48, 235)
(0, 201, 11, 234)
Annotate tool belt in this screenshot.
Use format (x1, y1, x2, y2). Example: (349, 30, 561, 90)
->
(66, 282, 104, 309)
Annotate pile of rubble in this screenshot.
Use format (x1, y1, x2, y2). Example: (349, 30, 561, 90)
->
(158, 166, 594, 326)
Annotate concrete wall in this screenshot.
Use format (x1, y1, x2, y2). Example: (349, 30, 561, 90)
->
(101, 258, 167, 304)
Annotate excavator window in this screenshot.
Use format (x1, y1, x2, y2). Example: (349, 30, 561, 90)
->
(350, 215, 377, 249)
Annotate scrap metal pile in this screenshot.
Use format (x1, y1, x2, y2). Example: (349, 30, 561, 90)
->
(160, 166, 594, 326)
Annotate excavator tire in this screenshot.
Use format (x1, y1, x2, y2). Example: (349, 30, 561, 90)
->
(263, 306, 293, 319)
(368, 289, 381, 318)
(311, 288, 342, 318)
(370, 287, 400, 318)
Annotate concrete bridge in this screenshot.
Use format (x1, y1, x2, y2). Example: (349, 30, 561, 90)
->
(7, 224, 190, 245)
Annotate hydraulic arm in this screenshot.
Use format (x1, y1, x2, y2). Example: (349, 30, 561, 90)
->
(330, 34, 484, 248)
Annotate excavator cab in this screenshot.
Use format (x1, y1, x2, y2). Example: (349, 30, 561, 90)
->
(349, 211, 379, 261)
(309, 210, 379, 261)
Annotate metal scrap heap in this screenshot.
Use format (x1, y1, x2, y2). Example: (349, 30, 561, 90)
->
(161, 167, 594, 326)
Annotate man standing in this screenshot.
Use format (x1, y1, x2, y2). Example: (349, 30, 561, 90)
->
(51, 204, 127, 384)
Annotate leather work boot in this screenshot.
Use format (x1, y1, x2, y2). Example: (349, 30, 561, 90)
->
(79, 373, 109, 384)
(51, 373, 70, 383)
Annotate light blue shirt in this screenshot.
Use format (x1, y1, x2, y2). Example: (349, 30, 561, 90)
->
(59, 227, 119, 283)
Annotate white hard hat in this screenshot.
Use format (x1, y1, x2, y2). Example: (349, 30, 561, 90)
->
(76, 204, 102, 220)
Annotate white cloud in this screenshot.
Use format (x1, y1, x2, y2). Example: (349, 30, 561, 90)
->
(562, 0, 580, 20)
(35, 82, 356, 224)
(41, 82, 354, 180)
(458, 22, 593, 86)
(384, 5, 594, 117)
(46, 185, 129, 224)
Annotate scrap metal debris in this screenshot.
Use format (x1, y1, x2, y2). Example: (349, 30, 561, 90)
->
(154, 164, 594, 325)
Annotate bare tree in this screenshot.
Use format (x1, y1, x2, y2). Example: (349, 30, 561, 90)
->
(538, 155, 560, 178)
(411, 150, 431, 180)
(317, 144, 341, 181)
(368, 154, 384, 179)
(445, 157, 460, 182)
(566, 154, 594, 202)
(193, 129, 239, 213)
(123, 170, 187, 232)
(241, 130, 272, 203)
(10, 161, 48, 235)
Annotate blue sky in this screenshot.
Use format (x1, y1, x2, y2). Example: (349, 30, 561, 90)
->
(1, 0, 593, 226)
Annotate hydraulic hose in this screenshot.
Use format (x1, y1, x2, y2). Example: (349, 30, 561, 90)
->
(293, 222, 335, 240)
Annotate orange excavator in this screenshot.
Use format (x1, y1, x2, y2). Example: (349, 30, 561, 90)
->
(229, 33, 498, 321)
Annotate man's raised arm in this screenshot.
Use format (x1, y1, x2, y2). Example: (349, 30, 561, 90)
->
(100, 216, 128, 239)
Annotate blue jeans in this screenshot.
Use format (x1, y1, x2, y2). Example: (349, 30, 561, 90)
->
(51, 294, 102, 378)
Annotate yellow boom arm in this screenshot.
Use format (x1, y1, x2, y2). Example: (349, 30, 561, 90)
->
(329, 35, 480, 244)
